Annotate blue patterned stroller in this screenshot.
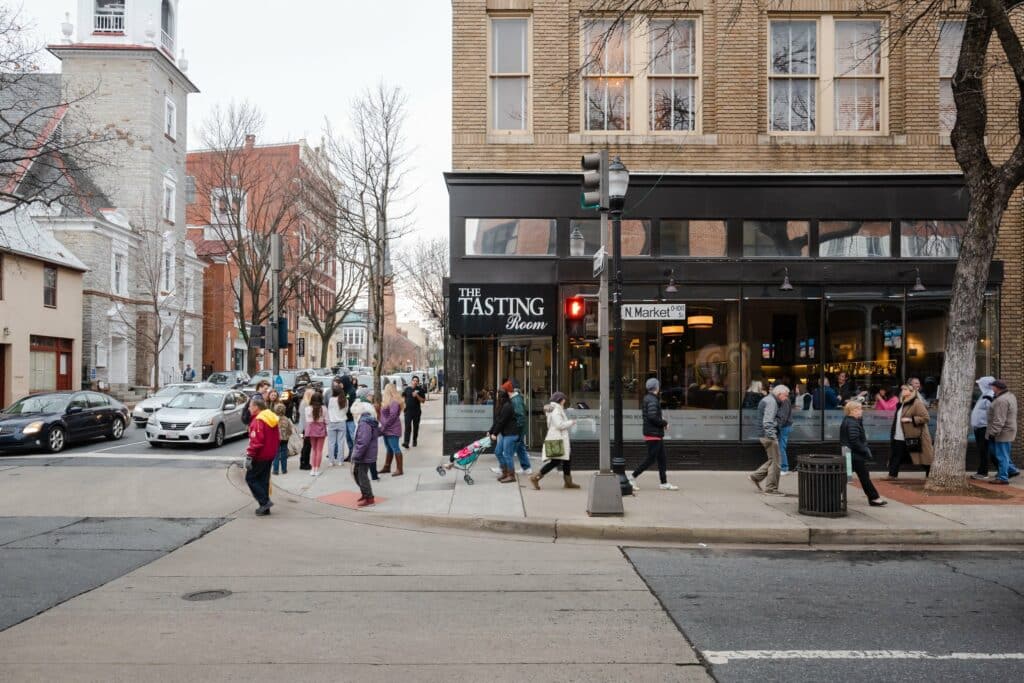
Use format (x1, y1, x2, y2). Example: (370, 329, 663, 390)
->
(436, 435, 493, 485)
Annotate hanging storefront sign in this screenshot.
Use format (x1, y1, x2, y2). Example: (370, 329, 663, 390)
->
(450, 284, 557, 336)
(621, 303, 687, 320)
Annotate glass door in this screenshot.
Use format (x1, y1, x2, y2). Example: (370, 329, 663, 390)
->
(498, 338, 552, 450)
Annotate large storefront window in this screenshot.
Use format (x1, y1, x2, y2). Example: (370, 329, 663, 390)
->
(445, 337, 497, 432)
(570, 219, 651, 256)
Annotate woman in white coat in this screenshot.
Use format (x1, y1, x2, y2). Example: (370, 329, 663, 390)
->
(529, 392, 579, 490)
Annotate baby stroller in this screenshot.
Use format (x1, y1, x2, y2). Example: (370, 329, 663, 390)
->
(436, 435, 492, 485)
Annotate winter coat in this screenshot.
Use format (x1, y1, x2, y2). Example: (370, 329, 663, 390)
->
(489, 401, 518, 437)
(971, 376, 995, 430)
(987, 391, 1018, 443)
(874, 395, 899, 412)
(776, 397, 793, 428)
(758, 394, 780, 441)
(350, 401, 380, 464)
(839, 415, 872, 462)
(542, 402, 574, 461)
(296, 400, 309, 433)
(510, 391, 528, 436)
(379, 401, 403, 437)
(327, 395, 348, 424)
(277, 415, 294, 443)
(245, 409, 280, 461)
(890, 395, 934, 465)
(641, 392, 667, 438)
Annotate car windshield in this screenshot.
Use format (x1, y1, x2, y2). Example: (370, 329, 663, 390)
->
(208, 373, 228, 383)
(154, 385, 185, 398)
(165, 392, 224, 410)
(4, 395, 70, 415)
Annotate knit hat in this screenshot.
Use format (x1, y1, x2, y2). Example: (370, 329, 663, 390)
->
(501, 380, 514, 394)
(549, 391, 567, 404)
(992, 379, 1008, 391)
(356, 387, 372, 401)
(646, 378, 660, 392)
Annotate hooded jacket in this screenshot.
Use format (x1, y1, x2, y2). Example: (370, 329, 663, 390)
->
(971, 376, 996, 430)
(351, 400, 381, 464)
(542, 402, 574, 460)
(246, 409, 280, 461)
(379, 400, 402, 437)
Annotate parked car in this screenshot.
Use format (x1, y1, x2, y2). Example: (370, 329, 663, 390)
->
(0, 391, 129, 454)
(308, 368, 337, 387)
(131, 383, 194, 426)
(205, 370, 250, 389)
(145, 388, 250, 448)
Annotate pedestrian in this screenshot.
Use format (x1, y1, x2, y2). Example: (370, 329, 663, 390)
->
(340, 374, 357, 462)
(529, 391, 579, 489)
(874, 386, 898, 411)
(350, 395, 381, 506)
(326, 381, 348, 466)
(629, 378, 679, 491)
(244, 395, 279, 515)
(354, 387, 381, 480)
(272, 401, 294, 475)
(749, 384, 788, 496)
(985, 379, 1022, 485)
(401, 375, 427, 448)
(888, 384, 933, 479)
(488, 389, 519, 483)
(378, 382, 404, 477)
(267, 389, 279, 406)
(297, 388, 314, 470)
(182, 364, 196, 382)
(970, 376, 999, 480)
(508, 379, 533, 474)
(777, 385, 794, 475)
(840, 401, 887, 506)
(242, 380, 271, 425)
(304, 391, 328, 476)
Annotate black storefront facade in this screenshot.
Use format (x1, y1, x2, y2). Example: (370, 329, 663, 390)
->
(444, 172, 1001, 470)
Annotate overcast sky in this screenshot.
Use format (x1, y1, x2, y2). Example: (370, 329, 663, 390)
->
(23, 0, 452, 320)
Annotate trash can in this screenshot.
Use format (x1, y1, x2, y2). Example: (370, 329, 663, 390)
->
(797, 454, 848, 518)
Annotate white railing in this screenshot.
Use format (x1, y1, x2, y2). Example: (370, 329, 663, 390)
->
(161, 29, 175, 55)
(94, 10, 125, 33)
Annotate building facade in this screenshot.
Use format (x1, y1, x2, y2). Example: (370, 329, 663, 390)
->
(338, 310, 369, 369)
(445, 1, 1019, 468)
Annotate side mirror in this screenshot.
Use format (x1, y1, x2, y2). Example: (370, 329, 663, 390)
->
(67, 406, 84, 415)
(224, 403, 236, 411)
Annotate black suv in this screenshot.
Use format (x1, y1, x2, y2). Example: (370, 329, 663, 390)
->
(245, 370, 320, 421)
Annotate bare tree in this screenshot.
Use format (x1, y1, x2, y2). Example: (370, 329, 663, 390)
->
(577, 0, 1024, 492)
(396, 235, 449, 346)
(326, 83, 412, 396)
(300, 234, 367, 367)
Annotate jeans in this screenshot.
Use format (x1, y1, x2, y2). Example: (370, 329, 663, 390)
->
(327, 422, 346, 463)
(752, 437, 781, 492)
(496, 434, 519, 471)
(779, 425, 792, 472)
(345, 421, 355, 459)
(975, 428, 999, 475)
(991, 440, 1021, 482)
(514, 434, 531, 470)
(383, 435, 401, 455)
(245, 457, 272, 506)
(353, 462, 374, 498)
(272, 442, 288, 474)
(633, 439, 668, 484)
(403, 411, 421, 446)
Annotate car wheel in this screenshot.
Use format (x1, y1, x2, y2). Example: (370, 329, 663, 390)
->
(46, 426, 66, 453)
(213, 424, 225, 448)
(106, 418, 125, 440)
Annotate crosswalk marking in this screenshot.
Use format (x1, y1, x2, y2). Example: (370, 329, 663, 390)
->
(704, 650, 1024, 665)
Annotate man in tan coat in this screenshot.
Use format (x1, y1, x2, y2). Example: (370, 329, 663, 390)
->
(986, 380, 1021, 484)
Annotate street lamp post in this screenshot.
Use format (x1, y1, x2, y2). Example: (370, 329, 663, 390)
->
(607, 156, 632, 495)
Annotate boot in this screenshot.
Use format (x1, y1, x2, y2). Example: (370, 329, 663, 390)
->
(392, 453, 404, 477)
(563, 474, 581, 489)
(380, 453, 393, 474)
(499, 467, 516, 484)
(529, 471, 545, 489)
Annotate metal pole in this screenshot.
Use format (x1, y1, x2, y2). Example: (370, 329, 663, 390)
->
(611, 207, 629, 494)
(598, 212, 611, 474)
(270, 234, 283, 377)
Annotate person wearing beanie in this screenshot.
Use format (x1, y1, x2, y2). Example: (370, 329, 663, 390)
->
(629, 377, 678, 491)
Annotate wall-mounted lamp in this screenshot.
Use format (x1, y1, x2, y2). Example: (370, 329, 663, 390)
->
(664, 268, 678, 294)
(774, 267, 794, 291)
(569, 224, 585, 257)
(899, 267, 927, 292)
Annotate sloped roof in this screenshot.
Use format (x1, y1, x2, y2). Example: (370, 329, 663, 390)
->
(0, 203, 88, 271)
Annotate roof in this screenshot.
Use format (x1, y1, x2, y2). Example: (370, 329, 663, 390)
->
(0, 203, 89, 271)
(343, 310, 369, 325)
(0, 73, 66, 197)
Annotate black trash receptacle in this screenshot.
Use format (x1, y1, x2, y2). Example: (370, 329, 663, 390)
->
(797, 454, 847, 518)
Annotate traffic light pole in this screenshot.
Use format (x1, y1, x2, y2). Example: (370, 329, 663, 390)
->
(270, 234, 283, 378)
(610, 205, 630, 495)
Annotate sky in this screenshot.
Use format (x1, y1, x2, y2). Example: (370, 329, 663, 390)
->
(21, 0, 453, 320)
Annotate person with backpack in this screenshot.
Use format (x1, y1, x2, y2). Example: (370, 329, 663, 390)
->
(986, 379, 1022, 484)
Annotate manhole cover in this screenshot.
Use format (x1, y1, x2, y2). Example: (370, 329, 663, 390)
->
(182, 589, 232, 602)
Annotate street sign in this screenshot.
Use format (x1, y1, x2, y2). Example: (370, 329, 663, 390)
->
(621, 303, 687, 320)
(593, 246, 605, 278)
(273, 374, 284, 392)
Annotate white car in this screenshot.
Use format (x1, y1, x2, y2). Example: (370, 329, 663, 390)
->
(131, 383, 195, 426)
(146, 388, 250, 448)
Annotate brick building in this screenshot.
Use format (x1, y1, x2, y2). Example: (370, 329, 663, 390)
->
(444, 0, 1020, 468)
(186, 138, 337, 375)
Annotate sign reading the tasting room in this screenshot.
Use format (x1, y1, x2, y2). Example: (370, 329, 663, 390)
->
(450, 284, 557, 336)
(621, 303, 687, 321)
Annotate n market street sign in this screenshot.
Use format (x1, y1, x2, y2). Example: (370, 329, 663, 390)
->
(450, 284, 557, 336)
(621, 303, 687, 320)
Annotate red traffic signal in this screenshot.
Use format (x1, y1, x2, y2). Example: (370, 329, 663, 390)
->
(565, 296, 586, 321)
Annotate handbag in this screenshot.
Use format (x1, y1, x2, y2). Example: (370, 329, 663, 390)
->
(904, 437, 922, 453)
(544, 439, 565, 458)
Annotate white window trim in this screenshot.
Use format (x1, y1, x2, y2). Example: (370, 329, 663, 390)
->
(111, 251, 127, 296)
(210, 187, 248, 229)
(162, 178, 176, 224)
(580, 15, 635, 133)
(164, 96, 177, 140)
(642, 15, 703, 135)
(938, 19, 965, 134)
(767, 15, 889, 137)
(487, 14, 533, 135)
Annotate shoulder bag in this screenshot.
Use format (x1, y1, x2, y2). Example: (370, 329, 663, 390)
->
(544, 439, 565, 458)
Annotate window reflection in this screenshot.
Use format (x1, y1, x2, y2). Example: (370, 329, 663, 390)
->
(445, 337, 497, 433)
(660, 220, 727, 257)
(819, 220, 891, 257)
(900, 220, 965, 257)
(570, 219, 651, 256)
(465, 218, 557, 256)
(742, 220, 810, 256)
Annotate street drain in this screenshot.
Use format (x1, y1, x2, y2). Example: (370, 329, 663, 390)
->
(182, 589, 232, 602)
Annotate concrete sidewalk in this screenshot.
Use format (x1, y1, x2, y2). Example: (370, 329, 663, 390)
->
(274, 397, 1024, 546)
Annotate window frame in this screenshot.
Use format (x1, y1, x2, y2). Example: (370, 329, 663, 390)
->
(164, 97, 177, 140)
(162, 178, 176, 224)
(938, 19, 965, 134)
(580, 16, 635, 133)
(767, 17, 820, 135)
(43, 265, 58, 308)
(112, 251, 126, 295)
(162, 249, 174, 293)
(487, 14, 533, 135)
(645, 16, 703, 135)
(832, 18, 887, 135)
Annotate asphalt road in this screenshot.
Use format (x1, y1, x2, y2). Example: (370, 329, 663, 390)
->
(626, 548, 1024, 682)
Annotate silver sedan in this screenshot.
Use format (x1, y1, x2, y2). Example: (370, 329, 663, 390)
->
(146, 389, 250, 448)
(131, 383, 195, 426)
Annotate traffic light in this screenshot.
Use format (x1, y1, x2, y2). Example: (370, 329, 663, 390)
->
(580, 150, 608, 211)
(277, 316, 290, 349)
(565, 295, 586, 340)
(250, 324, 266, 349)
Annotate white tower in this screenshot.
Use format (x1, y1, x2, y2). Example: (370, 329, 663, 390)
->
(71, 0, 181, 63)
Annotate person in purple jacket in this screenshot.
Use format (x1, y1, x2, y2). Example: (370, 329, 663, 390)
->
(378, 382, 405, 477)
(350, 395, 381, 507)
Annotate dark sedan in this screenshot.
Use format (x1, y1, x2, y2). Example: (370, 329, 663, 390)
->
(0, 391, 130, 454)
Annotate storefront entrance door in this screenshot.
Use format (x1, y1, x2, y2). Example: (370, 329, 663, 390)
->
(498, 338, 552, 450)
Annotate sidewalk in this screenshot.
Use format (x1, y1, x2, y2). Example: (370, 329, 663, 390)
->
(273, 397, 1024, 546)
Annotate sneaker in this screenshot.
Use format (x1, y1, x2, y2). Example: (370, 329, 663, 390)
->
(255, 507, 270, 516)
(521, 468, 533, 475)
(490, 466, 503, 474)
(659, 482, 679, 491)
(991, 479, 1010, 485)
(970, 473, 990, 481)
(749, 475, 762, 491)
(763, 489, 786, 496)
(1009, 471, 1021, 479)
(627, 475, 639, 491)
(780, 470, 791, 476)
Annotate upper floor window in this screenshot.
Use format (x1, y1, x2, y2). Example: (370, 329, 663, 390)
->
(490, 17, 530, 131)
(184, 175, 196, 204)
(211, 188, 247, 228)
(465, 218, 557, 256)
(165, 98, 177, 140)
(649, 19, 698, 131)
(162, 250, 173, 291)
(743, 220, 810, 257)
(900, 220, 965, 258)
(584, 19, 631, 131)
(43, 266, 57, 307)
(769, 20, 817, 132)
(939, 20, 964, 133)
(161, 0, 176, 54)
(162, 179, 176, 223)
(112, 252, 125, 295)
(834, 20, 883, 132)
(95, 1, 125, 33)
(819, 221, 892, 257)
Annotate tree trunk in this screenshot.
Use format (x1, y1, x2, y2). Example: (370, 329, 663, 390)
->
(152, 315, 162, 392)
(927, 193, 1004, 492)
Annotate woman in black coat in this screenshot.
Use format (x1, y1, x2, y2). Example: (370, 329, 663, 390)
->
(488, 390, 519, 483)
(839, 401, 887, 506)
